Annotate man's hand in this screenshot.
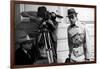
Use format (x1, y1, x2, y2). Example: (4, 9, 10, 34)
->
(47, 19, 54, 25)
(85, 58, 90, 62)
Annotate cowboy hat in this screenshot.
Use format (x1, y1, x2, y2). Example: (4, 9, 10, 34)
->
(16, 30, 32, 43)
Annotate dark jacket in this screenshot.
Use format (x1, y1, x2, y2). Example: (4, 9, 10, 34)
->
(16, 48, 34, 65)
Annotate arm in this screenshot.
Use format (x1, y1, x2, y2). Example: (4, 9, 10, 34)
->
(67, 29, 73, 59)
(83, 28, 90, 61)
(20, 12, 43, 21)
(47, 19, 57, 31)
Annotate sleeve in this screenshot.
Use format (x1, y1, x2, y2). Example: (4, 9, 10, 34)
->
(47, 19, 57, 32)
(20, 11, 43, 22)
(67, 28, 73, 58)
(83, 26, 91, 60)
(16, 51, 22, 65)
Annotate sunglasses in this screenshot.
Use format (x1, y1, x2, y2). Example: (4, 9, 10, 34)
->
(67, 14, 77, 19)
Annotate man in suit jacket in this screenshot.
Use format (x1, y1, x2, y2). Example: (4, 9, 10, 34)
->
(66, 8, 90, 62)
(16, 31, 34, 65)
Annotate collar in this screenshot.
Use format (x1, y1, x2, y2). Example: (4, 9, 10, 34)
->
(22, 48, 28, 54)
(70, 24, 76, 27)
(70, 21, 81, 28)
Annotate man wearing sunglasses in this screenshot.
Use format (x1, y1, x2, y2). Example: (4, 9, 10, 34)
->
(66, 8, 90, 62)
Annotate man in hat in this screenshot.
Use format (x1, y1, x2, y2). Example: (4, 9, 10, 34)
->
(15, 31, 34, 65)
(66, 8, 90, 62)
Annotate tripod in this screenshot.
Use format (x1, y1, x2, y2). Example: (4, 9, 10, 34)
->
(38, 21, 55, 64)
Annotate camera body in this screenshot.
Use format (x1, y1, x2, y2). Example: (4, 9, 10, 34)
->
(39, 11, 63, 32)
(42, 11, 56, 22)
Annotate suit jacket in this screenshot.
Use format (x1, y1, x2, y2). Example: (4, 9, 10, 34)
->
(16, 48, 34, 65)
(67, 21, 90, 61)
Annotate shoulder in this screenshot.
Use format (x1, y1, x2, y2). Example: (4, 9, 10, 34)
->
(16, 48, 24, 55)
(77, 21, 85, 26)
(76, 21, 86, 30)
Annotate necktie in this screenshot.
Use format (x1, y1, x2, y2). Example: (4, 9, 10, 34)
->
(27, 50, 32, 59)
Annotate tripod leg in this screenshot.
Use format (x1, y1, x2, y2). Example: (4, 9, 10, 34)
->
(38, 33, 42, 43)
(47, 33, 54, 63)
(43, 33, 51, 64)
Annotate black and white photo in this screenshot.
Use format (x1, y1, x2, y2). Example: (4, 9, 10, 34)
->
(11, 1, 96, 68)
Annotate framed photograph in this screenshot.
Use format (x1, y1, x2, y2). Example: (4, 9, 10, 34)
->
(11, 0, 96, 68)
